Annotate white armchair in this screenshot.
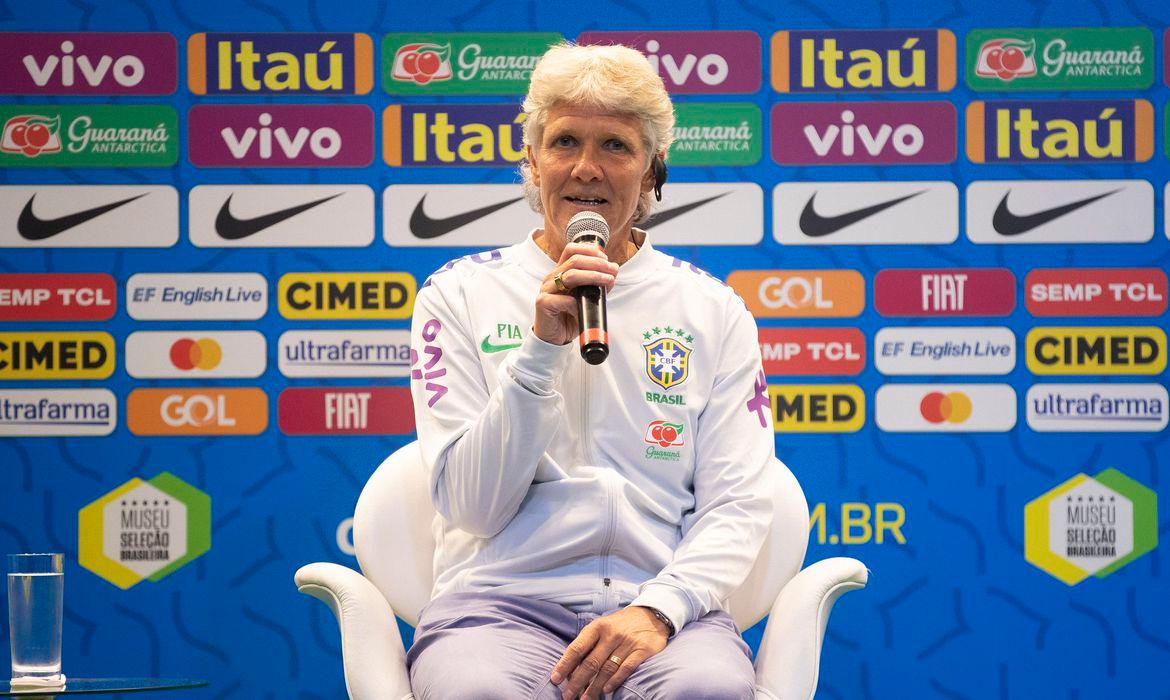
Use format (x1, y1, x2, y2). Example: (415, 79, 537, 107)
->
(295, 441, 868, 700)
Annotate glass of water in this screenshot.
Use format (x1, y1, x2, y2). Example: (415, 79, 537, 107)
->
(7, 553, 64, 681)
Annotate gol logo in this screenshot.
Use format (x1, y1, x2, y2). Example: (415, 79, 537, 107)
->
(919, 391, 971, 424)
(644, 420, 684, 447)
(974, 38, 1036, 81)
(0, 114, 61, 156)
(391, 43, 452, 84)
(727, 270, 865, 318)
(169, 338, 222, 371)
(127, 388, 267, 435)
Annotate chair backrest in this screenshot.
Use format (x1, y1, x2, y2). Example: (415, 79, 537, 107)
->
(354, 441, 810, 630)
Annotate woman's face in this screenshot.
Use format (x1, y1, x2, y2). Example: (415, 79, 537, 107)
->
(527, 103, 655, 242)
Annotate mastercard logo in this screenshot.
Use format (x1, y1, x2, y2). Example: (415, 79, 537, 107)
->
(919, 391, 971, 424)
(169, 338, 222, 371)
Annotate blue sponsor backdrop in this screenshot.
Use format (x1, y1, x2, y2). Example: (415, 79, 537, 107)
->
(1, 1, 1168, 698)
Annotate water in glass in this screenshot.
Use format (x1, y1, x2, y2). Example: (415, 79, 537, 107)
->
(8, 571, 63, 678)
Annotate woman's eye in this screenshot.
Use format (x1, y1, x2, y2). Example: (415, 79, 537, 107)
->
(554, 135, 575, 147)
(607, 140, 627, 151)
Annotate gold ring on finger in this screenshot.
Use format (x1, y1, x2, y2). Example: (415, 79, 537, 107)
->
(553, 271, 568, 292)
(608, 655, 622, 665)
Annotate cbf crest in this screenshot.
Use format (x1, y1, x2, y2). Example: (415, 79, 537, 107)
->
(643, 325, 693, 390)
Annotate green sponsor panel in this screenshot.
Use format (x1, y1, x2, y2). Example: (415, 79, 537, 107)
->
(966, 27, 1153, 91)
(0, 104, 177, 167)
(670, 103, 761, 166)
(383, 32, 562, 95)
(1165, 106, 1169, 159)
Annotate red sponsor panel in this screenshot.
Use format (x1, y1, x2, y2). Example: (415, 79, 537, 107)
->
(0, 273, 116, 321)
(1025, 268, 1167, 317)
(874, 268, 1015, 317)
(759, 328, 865, 375)
(277, 387, 415, 435)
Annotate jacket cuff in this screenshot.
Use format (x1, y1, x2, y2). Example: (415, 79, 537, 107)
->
(507, 332, 572, 396)
(629, 583, 692, 638)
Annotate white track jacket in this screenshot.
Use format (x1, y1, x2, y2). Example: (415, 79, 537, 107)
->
(409, 230, 775, 635)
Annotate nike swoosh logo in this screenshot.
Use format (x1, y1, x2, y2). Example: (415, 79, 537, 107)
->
(215, 193, 342, 240)
(642, 193, 729, 230)
(799, 190, 924, 237)
(992, 189, 1120, 236)
(480, 336, 522, 354)
(410, 194, 525, 239)
(18, 193, 148, 241)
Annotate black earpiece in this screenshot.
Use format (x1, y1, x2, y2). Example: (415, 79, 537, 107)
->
(652, 156, 668, 201)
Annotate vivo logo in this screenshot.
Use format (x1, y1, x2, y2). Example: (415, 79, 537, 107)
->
(578, 31, 760, 94)
(0, 33, 177, 95)
(772, 102, 955, 165)
(25, 41, 145, 88)
(223, 112, 340, 159)
(806, 109, 922, 156)
(188, 105, 373, 167)
(644, 39, 728, 86)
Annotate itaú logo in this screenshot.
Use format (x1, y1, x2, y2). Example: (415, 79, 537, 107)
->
(161, 393, 235, 427)
(169, 338, 221, 371)
(919, 391, 971, 424)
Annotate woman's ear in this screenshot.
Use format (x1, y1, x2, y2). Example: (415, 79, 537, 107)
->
(527, 144, 540, 187)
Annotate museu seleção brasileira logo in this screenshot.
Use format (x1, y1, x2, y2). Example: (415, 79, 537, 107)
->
(1025, 468, 1157, 585)
(966, 27, 1153, 91)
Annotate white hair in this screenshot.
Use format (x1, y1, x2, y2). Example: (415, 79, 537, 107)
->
(519, 42, 675, 223)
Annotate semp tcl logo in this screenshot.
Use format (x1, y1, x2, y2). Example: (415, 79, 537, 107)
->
(127, 388, 267, 435)
(1025, 268, 1167, 317)
(727, 270, 865, 318)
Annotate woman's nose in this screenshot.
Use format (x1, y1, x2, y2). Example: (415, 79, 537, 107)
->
(570, 147, 603, 181)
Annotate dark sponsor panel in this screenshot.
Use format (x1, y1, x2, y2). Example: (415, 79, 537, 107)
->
(759, 328, 865, 376)
(579, 31, 761, 93)
(383, 104, 523, 166)
(0, 32, 177, 95)
(771, 29, 956, 92)
(874, 268, 1015, 317)
(771, 101, 955, 165)
(278, 387, 415, 435)
(188, 105, 374, 167)
(0, 273, 115, 321)
(966, 99, 1153, 163)
(1026, 268, 1167, 317)
(187, 33, 373, 95)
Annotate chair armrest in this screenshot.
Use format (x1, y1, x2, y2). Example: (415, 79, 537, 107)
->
(753, 557, 869, 700)
(295, 562, 414, 700)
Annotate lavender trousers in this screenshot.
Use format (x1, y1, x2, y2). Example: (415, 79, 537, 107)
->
(405, 591, 756, 699)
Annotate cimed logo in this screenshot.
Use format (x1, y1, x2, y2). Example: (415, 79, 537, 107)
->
(643, 325, 693, 391)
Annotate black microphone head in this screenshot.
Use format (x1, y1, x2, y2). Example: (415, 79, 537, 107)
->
(567, 211, 611, 247)
(581, 341, 609, 365)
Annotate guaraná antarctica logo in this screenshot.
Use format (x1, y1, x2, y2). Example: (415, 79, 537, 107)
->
(1025, 468, 1156, 585)
(79, 473, 210, 589)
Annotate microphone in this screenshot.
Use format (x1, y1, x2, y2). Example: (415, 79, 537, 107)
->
(566, 211, 611, 365)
